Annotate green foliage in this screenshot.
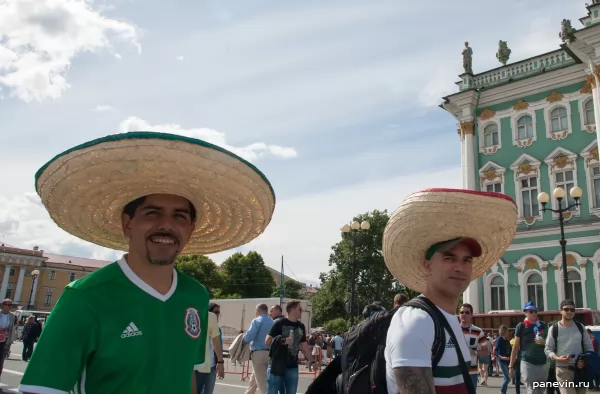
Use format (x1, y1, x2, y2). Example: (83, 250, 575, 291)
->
(311, 210, 421, 326)
(175, 255, 223, 296)
(271, 280, 304, 299)
(221, 251, 276, 298)
(323, 318, 349, 333)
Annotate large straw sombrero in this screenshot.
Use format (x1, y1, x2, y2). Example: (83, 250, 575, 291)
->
(382, 188, 517, 293)
(35, 132, 276, 255)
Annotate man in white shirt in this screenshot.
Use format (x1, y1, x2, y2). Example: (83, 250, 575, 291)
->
(381, 188, 517, 394)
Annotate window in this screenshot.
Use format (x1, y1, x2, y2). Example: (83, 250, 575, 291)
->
(592, 164, 600, 208)
(566, 270, 584, 308)
(585, 100, 595, 125)
(550, 107, 568, 133)
(520, 176, 539, 217)
(517, 115, 534, 140)
(69, 273, 76, 282)
(49, 271, 55, 280)
(9, 269, 14, 277)
(526, 273, 545, 311)
(44, 289, 52, 306)
(483, 124, 499, 147)
(486, 183, 501, 193)
(554, 170, 578, 211)
(490, 276, 506, 310)
(5, 284, 13, 300)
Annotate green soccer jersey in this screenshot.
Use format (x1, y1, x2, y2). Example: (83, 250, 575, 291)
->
(19, 257, 209, 394)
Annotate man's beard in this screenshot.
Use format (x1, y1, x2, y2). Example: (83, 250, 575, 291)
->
(146, 250, 176, 266)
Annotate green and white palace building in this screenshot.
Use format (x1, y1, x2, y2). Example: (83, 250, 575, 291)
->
(442, 2, 600, 314)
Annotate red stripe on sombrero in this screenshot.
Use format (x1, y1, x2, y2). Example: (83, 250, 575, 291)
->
(419, 188, 516, 206)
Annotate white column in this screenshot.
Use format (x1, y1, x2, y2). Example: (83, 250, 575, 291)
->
(30, 275, 40, 308)
(460, 121, 479, 312)
(0, 265, 11, 300)
(591, 69, 600, 150)
(13, 268, 25, 303)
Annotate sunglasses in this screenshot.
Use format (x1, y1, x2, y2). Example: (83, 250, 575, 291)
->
(527, 310, 538, 314)
(459, 311, 471, 315)
(2, 304, 11, 307)
(562, 307, 575, 312)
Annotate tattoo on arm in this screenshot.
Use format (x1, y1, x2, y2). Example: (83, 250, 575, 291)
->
(393, 367, 435, 394)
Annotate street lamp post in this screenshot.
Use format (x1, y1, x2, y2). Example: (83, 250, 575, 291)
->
(26, 269, 40, 310)
(341, 220, 370, 326)
(537, 186, 583, 301)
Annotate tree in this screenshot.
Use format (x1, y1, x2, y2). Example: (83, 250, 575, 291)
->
(271, 280, 304, 299)
(221, 251, 276, 298)
(323, 318, 349, 333)
(175, 255, 223, 297)
(311, 210, 421, 326)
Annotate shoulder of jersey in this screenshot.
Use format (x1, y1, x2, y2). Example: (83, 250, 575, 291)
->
(176, 269, 209, 295)
(65, 261, 122, 291)
(469, 324, 484, 333)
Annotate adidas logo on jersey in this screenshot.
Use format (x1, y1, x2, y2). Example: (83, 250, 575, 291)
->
(121, 322, 143, 338)
(445, 338, 456, 348)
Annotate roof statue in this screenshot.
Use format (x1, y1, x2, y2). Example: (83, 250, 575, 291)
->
(559, 19, 577, 44)
(462, 42, 473, 74)
(496, 40, 511, 66)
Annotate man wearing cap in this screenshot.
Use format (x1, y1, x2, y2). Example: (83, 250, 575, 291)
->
(382, 188, 517, 394)
(509, 302, 549, 394)
(18, 132, 276, 394)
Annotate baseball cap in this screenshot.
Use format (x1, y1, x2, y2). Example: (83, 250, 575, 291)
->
(425, 238, 482, 260)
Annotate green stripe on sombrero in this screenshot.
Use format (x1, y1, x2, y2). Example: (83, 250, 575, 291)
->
(433, 362, 471, 379)
(34, 131, 276, 204)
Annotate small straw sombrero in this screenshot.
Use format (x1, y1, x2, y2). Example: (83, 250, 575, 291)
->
(382, 188, 517, 294)
(35, 132, 276, 255)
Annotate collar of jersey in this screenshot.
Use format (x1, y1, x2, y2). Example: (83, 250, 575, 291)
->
(117, 255, 178, 302)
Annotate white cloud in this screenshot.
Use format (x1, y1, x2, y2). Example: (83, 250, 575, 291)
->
(93, 104, 114, 112)
(118, 116, 298, 162)
(176, 56, 184, 61)
(0, 0, 140, 102)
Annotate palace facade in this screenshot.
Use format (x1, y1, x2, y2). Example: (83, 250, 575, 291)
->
(442, 2, 600, 313)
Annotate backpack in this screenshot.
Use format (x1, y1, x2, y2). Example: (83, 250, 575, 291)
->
(339, 296, 475, 394)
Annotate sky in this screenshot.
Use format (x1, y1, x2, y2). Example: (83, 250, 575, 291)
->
(0, 0, 587, 285)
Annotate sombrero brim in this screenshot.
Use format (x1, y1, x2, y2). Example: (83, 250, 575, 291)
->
(382, 188, 517, 294)
(35, 131, 276, 255)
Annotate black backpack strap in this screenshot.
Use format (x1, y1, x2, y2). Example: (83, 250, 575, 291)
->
(416, 297, 476, 394)
(404, 298, 446, 369)
(575, 321, 585, 352)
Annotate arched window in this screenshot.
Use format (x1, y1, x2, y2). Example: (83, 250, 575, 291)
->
(585, 100, 595, 125)
(483, 124, 499, 147)
(526, 273, 545, 311)
(566, 270, 584, 308)
(490, 276, 505, 310)
(550, 107, 568, 133)
(517, 115, 534, 140)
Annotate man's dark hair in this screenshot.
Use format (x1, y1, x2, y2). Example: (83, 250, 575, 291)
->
(257, 303, 268, 313)
(461, 303, 473, 313)
(362, 303, 386, 320)
(271, 304, 282, 313)
(123, 196, 197, 222)
(286, 300, 301, 313)
(209, 303, 220, 313)
(560, 299, 576, 309)
(394, 293, 408, 307)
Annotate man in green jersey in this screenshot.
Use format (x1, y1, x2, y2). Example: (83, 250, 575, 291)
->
(19, 132, 276, 394)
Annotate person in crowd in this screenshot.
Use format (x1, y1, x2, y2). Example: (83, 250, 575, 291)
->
(243, 303, 274, 394)
(332, 332, 343, 359)
(393, 293, 408, 309)
(21, 316, 37, 362)
(195, 310, 225, 394)
(495, 325, 512, 394)
(459, 302, 488, 390)
(545, 299, 594, 394)
(509, 301, 549, 394)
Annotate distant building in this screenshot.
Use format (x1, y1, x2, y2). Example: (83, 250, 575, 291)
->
(441, 2, 600, 313)
(0, 243, 109, 310)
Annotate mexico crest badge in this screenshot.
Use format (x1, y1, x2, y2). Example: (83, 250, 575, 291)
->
(184, 307, 201, 339)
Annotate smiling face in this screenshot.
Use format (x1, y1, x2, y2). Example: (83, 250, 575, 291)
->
(424, 242, 474, 299)
(122, 194, 196, 266)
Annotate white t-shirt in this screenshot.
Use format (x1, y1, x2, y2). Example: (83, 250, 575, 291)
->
(384, 301, 471, 394)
